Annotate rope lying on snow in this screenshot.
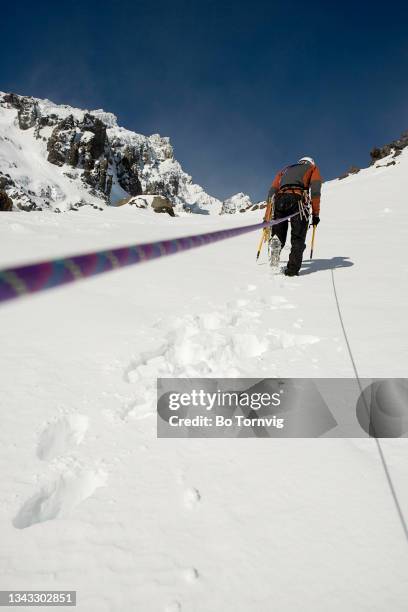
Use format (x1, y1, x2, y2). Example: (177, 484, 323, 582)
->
(0, 213, 298, 305)
(331, 268, 408, 543)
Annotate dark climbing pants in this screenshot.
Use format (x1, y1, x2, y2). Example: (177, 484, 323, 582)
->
(272, 193, 309, 273)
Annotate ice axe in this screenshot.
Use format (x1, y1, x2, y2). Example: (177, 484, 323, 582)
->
(257, 198, 273, 261)
(310, 225, 317, 259)
(256, 228, 267, 261)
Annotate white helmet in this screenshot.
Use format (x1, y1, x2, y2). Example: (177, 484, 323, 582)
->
(299, 156, 315, 165)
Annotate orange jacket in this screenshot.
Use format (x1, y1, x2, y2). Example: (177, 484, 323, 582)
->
(265, 161, 323, 218)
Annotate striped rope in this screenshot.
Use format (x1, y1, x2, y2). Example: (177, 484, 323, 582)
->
(0, 213, 298, 305)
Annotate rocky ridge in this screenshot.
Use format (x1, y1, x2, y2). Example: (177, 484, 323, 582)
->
(339, 129, 408, 180)
(0, 92, 251, 214)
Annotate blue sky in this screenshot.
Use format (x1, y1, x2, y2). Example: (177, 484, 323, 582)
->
(2, 0, 408, 201)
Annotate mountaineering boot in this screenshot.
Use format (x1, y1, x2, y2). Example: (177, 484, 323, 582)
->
(284, 267, 299, 277)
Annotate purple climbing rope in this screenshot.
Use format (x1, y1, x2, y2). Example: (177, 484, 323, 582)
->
(0, 214, 298, 305)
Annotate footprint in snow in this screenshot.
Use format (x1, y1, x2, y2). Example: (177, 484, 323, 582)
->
(13, 469, 107, 529)
(37, 414, 89, 461)
(184, 487, 201, 510)
(182, 567, 199, 583)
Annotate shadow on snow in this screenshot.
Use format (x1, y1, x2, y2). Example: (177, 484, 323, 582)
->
(301, 256, 354, 275)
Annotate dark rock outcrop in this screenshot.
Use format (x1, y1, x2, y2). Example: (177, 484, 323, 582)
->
(0, 172, 42, 211)
(150, 195, 175, 216)
(47, 115, 77, 166)
(3, 93, 39, 129)
(115, 146, 142, 196)
(46, 113, 112, 197)
(143, 176, 179, 199)
(370, 130, 408, 164)
(338, 129, 408, 179)
(122, 194, 175, 216)
(0, 190, 13, 211)
(339, 166, 361, 180)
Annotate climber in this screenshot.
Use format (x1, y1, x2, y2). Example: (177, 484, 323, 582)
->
(263, 157, 322, 276)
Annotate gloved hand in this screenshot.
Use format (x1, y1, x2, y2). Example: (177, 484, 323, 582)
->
(312, 215, 320, 226)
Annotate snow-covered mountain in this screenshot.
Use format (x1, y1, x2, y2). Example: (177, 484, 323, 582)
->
(0, 92, 251, 215)
(221, 192, 266, 214)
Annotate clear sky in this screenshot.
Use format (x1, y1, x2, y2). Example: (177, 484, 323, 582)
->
(2, 0, 408, 201)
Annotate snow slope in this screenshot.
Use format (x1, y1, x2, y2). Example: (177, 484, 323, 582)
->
(0, 149, 408, 611)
